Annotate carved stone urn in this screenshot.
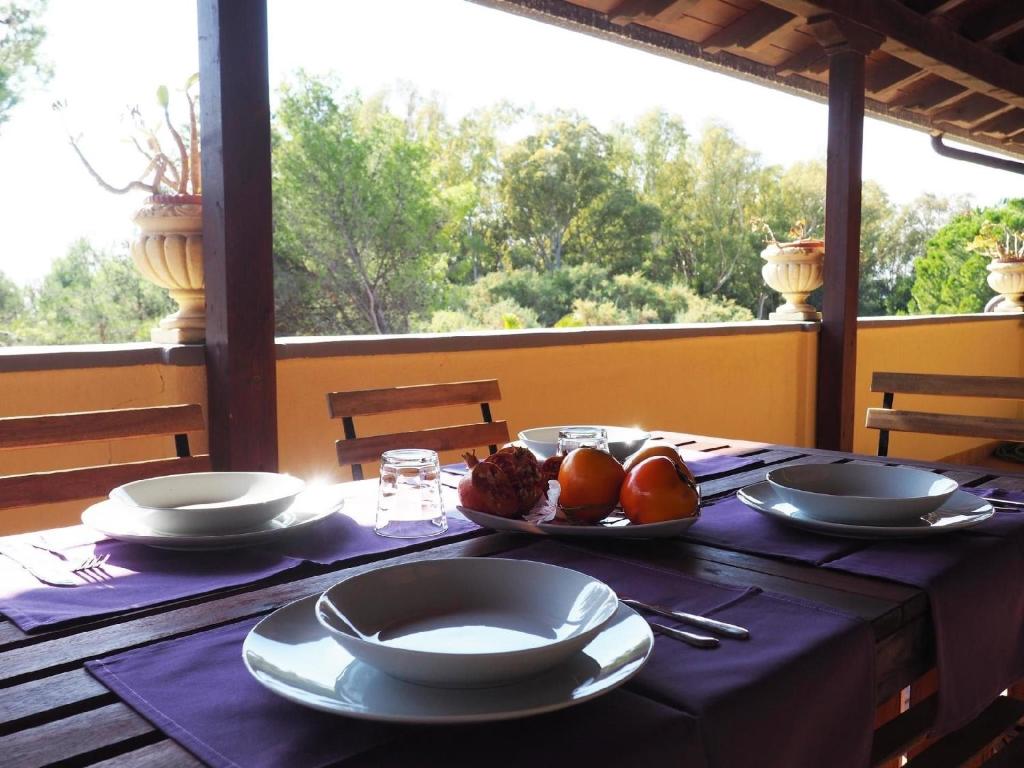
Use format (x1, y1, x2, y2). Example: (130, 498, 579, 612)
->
(129, 194, 205, 343)
(761, 239, 825, 321)
(986, 260, 1024, 313)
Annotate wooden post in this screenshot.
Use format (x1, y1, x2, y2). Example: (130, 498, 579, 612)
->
(812, 15, 880, 451)
(197, 0, 279, 471)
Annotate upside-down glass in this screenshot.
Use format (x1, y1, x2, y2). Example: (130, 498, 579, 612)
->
(557, 427, 610, 455)
(375, 449, 447, 538)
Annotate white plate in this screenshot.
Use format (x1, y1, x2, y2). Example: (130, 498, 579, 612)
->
(315, 558, 619, 687)
(458, 506, 699, 539)
(110, 472, 306, 534)
(82, 488, 342, 550)
(766, 463, 957, 524)
(518, 426, 651, 462)
(737, 481, 993, 539)
(243, 594, 652, 724)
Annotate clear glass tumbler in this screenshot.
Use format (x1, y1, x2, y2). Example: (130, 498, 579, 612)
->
(557, 426, 610, 455)
(375, 449, 447, 538)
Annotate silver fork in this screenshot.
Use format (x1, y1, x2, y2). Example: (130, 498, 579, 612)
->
(71, 553, 111, 583)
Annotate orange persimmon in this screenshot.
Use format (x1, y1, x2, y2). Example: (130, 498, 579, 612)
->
(622, 444, 695, 483)
(557, 447, 626, 524)
(620, 456, 699, 524)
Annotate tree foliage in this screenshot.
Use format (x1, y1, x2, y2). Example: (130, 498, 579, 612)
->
(0, 1, 49, 129)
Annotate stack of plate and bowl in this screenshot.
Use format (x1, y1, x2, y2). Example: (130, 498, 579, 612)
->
(243, 557, 654, 723)
(737, 463, 994, 538)
(82, 471, 337, 549)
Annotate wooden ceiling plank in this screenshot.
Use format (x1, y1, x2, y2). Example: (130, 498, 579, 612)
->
(776, 41, 826, 76)
(758, 0, 1024, 109)
(886, 75, 966, 111)
(607, 0, 685, 25)
(930, 93, 1013, 127)
(960, 5, 1024, 46)
(702, 4, 796, 53)
(865, 55, 925, 95)
(972, 108, 1024, 138)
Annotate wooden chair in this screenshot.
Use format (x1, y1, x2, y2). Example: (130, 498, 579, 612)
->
(865, 373, 1024, 457)
(327, 380, 510, 480)
(0, 405, 209, 511)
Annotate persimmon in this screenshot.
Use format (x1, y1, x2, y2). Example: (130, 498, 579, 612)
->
(620, 456, 699, 524)
(557, 448, 626, 524)
(622, 444, 695, 483)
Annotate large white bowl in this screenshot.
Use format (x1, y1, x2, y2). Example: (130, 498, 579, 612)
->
(315, 558, 619, 688)
(518, 426, 651, 462)
(766, 463, 958, 524)
(109, 471, 306, 534)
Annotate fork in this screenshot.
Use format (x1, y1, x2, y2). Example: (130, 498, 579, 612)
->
(71, 553, 111, 583)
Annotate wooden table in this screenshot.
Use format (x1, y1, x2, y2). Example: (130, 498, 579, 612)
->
(2, 432, 1023, 768)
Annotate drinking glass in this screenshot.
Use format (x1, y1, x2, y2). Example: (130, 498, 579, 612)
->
(375, 449, 446, 538)
(557, 426, 609, 455)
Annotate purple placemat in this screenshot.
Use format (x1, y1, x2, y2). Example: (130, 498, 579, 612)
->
(964, 487, 1024, 540)
(825, 532, 1024, 736)
(682, 496, 865, 565)
(87, 540, 874, 768)
(0, 501, 479, 633)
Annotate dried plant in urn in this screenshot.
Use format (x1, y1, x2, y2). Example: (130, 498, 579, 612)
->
(968, 221, 1024, 313)
(753, 218, 824, 321)
(59, 74, 205, 343)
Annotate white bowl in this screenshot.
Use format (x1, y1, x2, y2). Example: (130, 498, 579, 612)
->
(109, 471, 306, 534)
(518, 426, 651, 462)
(766, 463, 958, 524)
(315, 558, 619, 688)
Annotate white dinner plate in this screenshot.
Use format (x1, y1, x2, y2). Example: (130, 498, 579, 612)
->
(315, 558, 619, 687)
(737, 481, 994, 539)
(243, 594, 653, 724)
(458, 506, 700, 539)
(82, 488, 343, 550)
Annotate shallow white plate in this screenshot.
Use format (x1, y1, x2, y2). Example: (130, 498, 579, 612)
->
(110, 472, 306, 535)
(315, 558, 619, 687)
(737, 481, 993, 539)
(766, 463, 957, 524)
(82, 488, 342, 550)
(244, 594, 652, 724)
(458, 506, 699, 539)
(518, 426, 651, 462)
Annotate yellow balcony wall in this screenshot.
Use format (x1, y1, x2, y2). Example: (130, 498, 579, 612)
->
(0, 314, 1020, 535)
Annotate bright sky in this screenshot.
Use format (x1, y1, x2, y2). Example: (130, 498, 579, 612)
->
(0, 0, 1020, 286)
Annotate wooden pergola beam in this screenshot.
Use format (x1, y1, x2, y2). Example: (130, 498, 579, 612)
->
(760, 0, 1024, 110)
(197, 0, 279, 472)
(702, 4, 796, 54)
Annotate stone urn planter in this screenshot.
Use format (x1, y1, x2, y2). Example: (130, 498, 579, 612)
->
(986, 260, 1024, 313)
(129, 194, 205, 343)
(760, 239, 824, 321)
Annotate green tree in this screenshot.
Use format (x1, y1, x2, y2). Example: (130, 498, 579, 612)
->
(0, 1, 50, 129)
(18, 240, 172, 344)
(0, 270, 22, 344)
(909, 200, 1024, 314)
(273, 75, 444, 335)
(499, 113, 614, 271)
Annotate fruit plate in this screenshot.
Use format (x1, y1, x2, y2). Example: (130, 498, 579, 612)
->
(457, 505, 700, 539)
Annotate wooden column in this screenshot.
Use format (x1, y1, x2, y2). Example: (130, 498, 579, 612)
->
(197, 0, 279, 471)
(812, 16, 881, 451)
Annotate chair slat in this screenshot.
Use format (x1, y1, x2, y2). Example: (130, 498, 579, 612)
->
(335, 422, 510, 466)
(0, 455, 212, 510)
(871, 372, 1024, 400)
(327, 380, 501, 418)
(865, 408, 1024, 442)
(0, 405, 205, 451)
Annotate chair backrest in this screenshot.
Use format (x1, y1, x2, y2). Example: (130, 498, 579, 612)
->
(865, 372, 1024, 456)
(0, 404, 209, 510)
(326, 380, 510, 480)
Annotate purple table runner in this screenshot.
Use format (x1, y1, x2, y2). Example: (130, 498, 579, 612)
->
(0, 503, 479, 633)
(87, 540, 875, 768)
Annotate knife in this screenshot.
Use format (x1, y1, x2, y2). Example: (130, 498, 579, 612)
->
(0, 543, 78, 587)
(621, 597, 750, 639)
